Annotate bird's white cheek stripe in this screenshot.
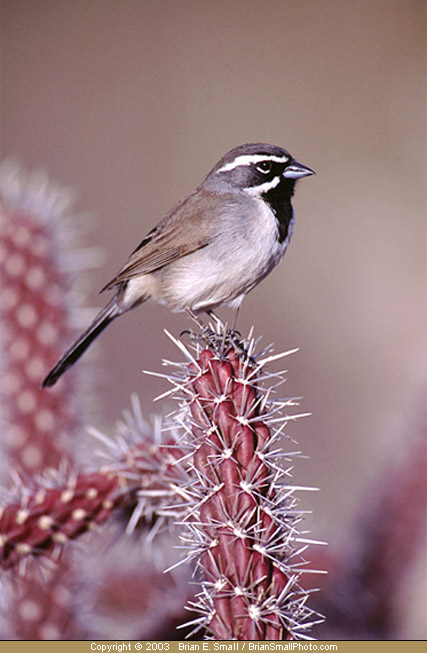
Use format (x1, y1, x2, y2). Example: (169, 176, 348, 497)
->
(217, 153, 290, 173)
(244, 175, 281, 195)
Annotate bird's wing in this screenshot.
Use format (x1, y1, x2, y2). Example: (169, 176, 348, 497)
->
(101, 189, 231, 292)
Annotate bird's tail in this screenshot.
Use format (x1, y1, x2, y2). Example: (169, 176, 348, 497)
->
(42, 298, 119, 388)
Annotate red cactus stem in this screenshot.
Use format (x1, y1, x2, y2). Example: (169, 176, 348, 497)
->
(0, 470, 124, 571)
(0, 390, 190, 639)
(0, 417, 187, 573)
(164, 330, 323, 641)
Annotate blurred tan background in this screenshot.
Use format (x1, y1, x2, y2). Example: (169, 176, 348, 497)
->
(1, 0, 426, 637)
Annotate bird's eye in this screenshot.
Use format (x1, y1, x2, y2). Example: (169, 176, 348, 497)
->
(256, 161, 272, 174)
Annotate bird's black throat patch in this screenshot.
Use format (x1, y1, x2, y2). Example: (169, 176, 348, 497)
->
(261, 179, 295, 243)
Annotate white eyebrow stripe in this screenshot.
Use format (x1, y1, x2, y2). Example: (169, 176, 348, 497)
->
(217, 153, 290, 173)
(244, 175, 281, 195)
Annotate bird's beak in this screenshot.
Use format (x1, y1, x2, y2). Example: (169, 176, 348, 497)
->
(283, 161, 315, 179)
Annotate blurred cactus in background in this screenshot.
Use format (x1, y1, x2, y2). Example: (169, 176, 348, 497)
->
(313, 391, 427, 640)
(0, 161, 103, 638)
(0, 161, 95, 474)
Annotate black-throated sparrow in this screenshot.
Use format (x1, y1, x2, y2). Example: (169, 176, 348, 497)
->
(42, 143, 314, 387)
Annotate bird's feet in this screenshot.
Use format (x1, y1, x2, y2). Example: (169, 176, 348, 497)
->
(184, 309, 256, 367)
(182, 309, 226, 353)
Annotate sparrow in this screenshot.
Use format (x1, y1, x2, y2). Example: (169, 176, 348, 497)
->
(42, 143, 314, 388)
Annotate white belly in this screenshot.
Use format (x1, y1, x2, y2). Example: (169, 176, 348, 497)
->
(155, 200, 293, 312)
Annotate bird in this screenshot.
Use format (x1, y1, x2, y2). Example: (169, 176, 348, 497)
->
(42, 143, 314, 388)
